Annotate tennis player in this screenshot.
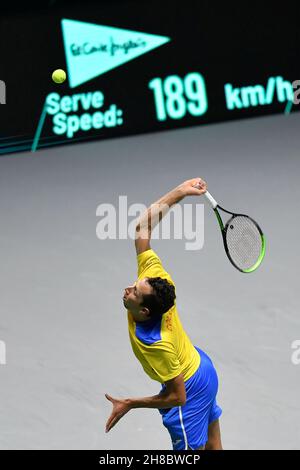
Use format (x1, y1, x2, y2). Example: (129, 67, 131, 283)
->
(105, 178, 223, 450)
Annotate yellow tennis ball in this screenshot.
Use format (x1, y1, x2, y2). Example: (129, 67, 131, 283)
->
(52, 69, 66, 84)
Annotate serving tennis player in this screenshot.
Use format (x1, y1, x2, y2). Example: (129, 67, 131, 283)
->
(105, 178, 223, 450)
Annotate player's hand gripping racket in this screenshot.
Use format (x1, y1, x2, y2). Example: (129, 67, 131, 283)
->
(203, 190, 266, 273)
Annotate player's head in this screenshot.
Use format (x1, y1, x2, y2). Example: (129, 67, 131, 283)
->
(123, 277, 176, 322)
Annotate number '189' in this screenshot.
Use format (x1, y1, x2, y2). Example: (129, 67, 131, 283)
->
(148, 72, 208, 121)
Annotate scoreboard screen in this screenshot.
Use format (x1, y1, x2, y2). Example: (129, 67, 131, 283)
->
(0, 1, 299, 155)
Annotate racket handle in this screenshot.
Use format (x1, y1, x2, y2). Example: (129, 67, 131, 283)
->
(204, 191, 218, 209)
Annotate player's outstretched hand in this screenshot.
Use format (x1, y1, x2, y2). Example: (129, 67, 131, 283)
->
(177, 177, 207, 197)
(105, 393, 131, 433)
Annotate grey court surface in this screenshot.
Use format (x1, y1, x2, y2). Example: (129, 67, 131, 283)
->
(0, 112, 299, 449)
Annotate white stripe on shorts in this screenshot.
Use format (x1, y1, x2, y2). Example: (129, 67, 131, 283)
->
(179, 406, 188, 450)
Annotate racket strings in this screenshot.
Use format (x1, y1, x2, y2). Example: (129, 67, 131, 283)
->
(225, 216, 263, 270)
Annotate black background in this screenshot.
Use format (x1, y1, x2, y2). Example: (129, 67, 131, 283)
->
(0, 1, 299, 154)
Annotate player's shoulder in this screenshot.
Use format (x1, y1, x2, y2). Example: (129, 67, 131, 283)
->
(137, 248, 161, 266)
(137, 249, 175, 286)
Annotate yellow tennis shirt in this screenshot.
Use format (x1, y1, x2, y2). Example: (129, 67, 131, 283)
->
(127, 249, 200, 384)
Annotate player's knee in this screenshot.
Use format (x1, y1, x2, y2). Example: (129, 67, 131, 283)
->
(205, 439, 223, 450)
(191, 445, 205, 451)
(206, 417, 222, 450)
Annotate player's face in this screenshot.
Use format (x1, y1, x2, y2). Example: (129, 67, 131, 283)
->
(122, 278, 152, 313)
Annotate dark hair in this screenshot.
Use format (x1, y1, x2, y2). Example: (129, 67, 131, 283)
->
(141, 277, 176, 319)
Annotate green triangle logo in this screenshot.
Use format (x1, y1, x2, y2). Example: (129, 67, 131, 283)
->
(61, 19, 171, 88)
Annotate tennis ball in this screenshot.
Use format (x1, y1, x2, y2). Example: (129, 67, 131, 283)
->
(52, 69, 66, 84)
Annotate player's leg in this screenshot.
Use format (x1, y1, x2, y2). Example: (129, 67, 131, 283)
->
(205, 418, 222, 450)
(192, 348, 222, 450)
(161, 348, 222, 450)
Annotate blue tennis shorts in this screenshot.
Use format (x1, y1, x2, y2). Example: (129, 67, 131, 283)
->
(158, 346, 222, 450)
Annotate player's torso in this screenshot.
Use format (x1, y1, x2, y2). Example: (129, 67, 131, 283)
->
(127, 306, 200, 383)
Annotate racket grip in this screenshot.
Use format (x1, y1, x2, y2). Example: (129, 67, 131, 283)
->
(204, 191, 218, 209)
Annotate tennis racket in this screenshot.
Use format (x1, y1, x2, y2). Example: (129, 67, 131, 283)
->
(204, 190, 266, 273)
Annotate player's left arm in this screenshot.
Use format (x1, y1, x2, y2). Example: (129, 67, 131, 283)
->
(105, 373, 186, 433)
(135, 178, 207, 255)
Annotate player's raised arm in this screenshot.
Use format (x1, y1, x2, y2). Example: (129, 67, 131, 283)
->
(135, 178, 207, 255)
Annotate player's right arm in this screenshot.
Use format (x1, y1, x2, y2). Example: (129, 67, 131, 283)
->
(135, 178, 207, 255)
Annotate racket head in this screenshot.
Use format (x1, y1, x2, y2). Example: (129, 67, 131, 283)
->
(221, 213, 266, 273)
